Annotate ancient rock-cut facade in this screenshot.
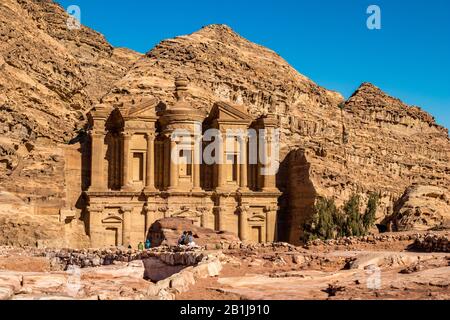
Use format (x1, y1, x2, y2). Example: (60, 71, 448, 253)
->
(85, 78, 281, 247)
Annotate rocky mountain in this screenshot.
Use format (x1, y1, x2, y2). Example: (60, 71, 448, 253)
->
(103, 24, 343, 116)
(102, 24, 450, 243)
(0, 0, 141, 245)
(284, 82, 449, 242)
(0, 0, 141, 207)
(0, 0, 449, 246)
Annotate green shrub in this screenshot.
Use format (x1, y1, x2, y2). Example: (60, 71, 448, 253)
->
(302, 192, 379, 242)
(363, 193, 379, 230)
(303, 197, 341, 242)
(343, 194, 364, 237)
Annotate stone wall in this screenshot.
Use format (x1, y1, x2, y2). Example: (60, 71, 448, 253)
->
(0, 246, 225, 300)
(411, 234, 450, 253)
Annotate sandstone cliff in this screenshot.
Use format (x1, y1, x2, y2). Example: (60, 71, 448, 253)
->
(0, 1, 449, 246)
(0, 0, 141, 218)
(283, 83, 449, 242)
(102, 24, 450, 243)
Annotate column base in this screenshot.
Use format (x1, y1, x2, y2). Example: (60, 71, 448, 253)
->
(215, 186, 236, 194)
(122, 184, 134, 191)
(143, 186, 158, 193)
(262, 187, 279, 193)
(238, 187, 250, 193)
(87, 187, 107, 193)
(167, 186, 182, 192)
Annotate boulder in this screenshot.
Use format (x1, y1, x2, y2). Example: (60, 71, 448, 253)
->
(0, 272, 22, 292)
(82, 260, 145, 279)
(169, 270, 195, 293)
(0, 286, 14, 300)
(148, 217, 240, 247)
(22, 274, 68, 292)
(392, 185, 450, 231)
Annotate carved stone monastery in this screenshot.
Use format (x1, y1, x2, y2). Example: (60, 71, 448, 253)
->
(85, 78, 281, 247)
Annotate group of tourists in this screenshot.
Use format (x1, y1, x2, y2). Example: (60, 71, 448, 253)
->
(130, 232, 195, 250)
(137, 239, 152, 251)
(178, 231, 196, 247)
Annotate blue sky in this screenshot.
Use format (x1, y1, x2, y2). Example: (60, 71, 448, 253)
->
(55, 0, 450, 129)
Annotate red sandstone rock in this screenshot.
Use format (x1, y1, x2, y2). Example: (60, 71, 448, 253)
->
(148, 218, 240, 247)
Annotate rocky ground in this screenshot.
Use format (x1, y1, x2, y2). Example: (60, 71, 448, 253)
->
(177, 231, 450, 300)
(0, 231, 448, 300)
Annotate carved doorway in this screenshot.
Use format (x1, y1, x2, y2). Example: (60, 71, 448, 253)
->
(251, 226, 262, 243)
(105, 227, 119, 247)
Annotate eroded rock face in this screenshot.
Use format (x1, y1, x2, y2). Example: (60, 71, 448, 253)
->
(0, 0, 141, 222)
(0, 2, 449, 247)
(282, 83, 450, 243)
(392, 185, 450, 231)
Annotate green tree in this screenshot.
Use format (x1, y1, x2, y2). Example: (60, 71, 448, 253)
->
(363, 193, 379, 230)
(302, 193, 379, 242)
(343, 194, 363, 236)
(303, 197, 338, 241)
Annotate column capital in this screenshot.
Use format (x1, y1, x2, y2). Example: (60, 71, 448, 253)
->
(145, 204, 158, 212)
(145, 132, 156, 140)
(88, 204, 104, 213)
(238, 205, 250, 214)
(121, 206, 133, 213)
(264, 205, 278, 213)
(91, 129, 106, 137)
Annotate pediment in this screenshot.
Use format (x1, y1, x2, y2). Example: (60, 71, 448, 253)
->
(248, 214, 265, 222)
(208, 101, 252, 123)
(126, 97, 159, 118)
(102, 215, 123, 223)
(173, 209, 203, 218)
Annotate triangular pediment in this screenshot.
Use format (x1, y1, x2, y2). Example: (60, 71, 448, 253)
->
(102, 215, 123, 223)
(208, 101, 252, 122)
(173, 210, 203, 218)
(126, 97, 159, 118)
(248, 214, 265, 222)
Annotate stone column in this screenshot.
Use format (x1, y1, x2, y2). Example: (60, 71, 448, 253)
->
(90, 129, 106, 191)
(215, 207, 224, 231)
(122, 132, 132, 190)
(88, 205, 104, 248)
(265, 207, 277, 243)
(239, 206, 249, 241)
(122, 206, 132, 247)
(262, 136, 277, 192)
(216, 132, 227, 191)
(192, 136, 201, 191)
(239, 136, 249, 191)
(145, 133, 156, 191)
(163, 139, 170, 189)
(169, 139, 179, 190)
(200, 212, 207, 228)
(112, 135, 118, 189)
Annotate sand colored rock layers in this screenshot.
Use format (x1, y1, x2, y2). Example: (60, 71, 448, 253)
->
(0, 1, 449, 247)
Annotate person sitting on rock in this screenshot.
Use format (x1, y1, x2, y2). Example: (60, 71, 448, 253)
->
(186, 231, 196, 247)
(178, 231, 187, 246)
(145, 239, 151, 249)
(138, 242, 144, 251)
